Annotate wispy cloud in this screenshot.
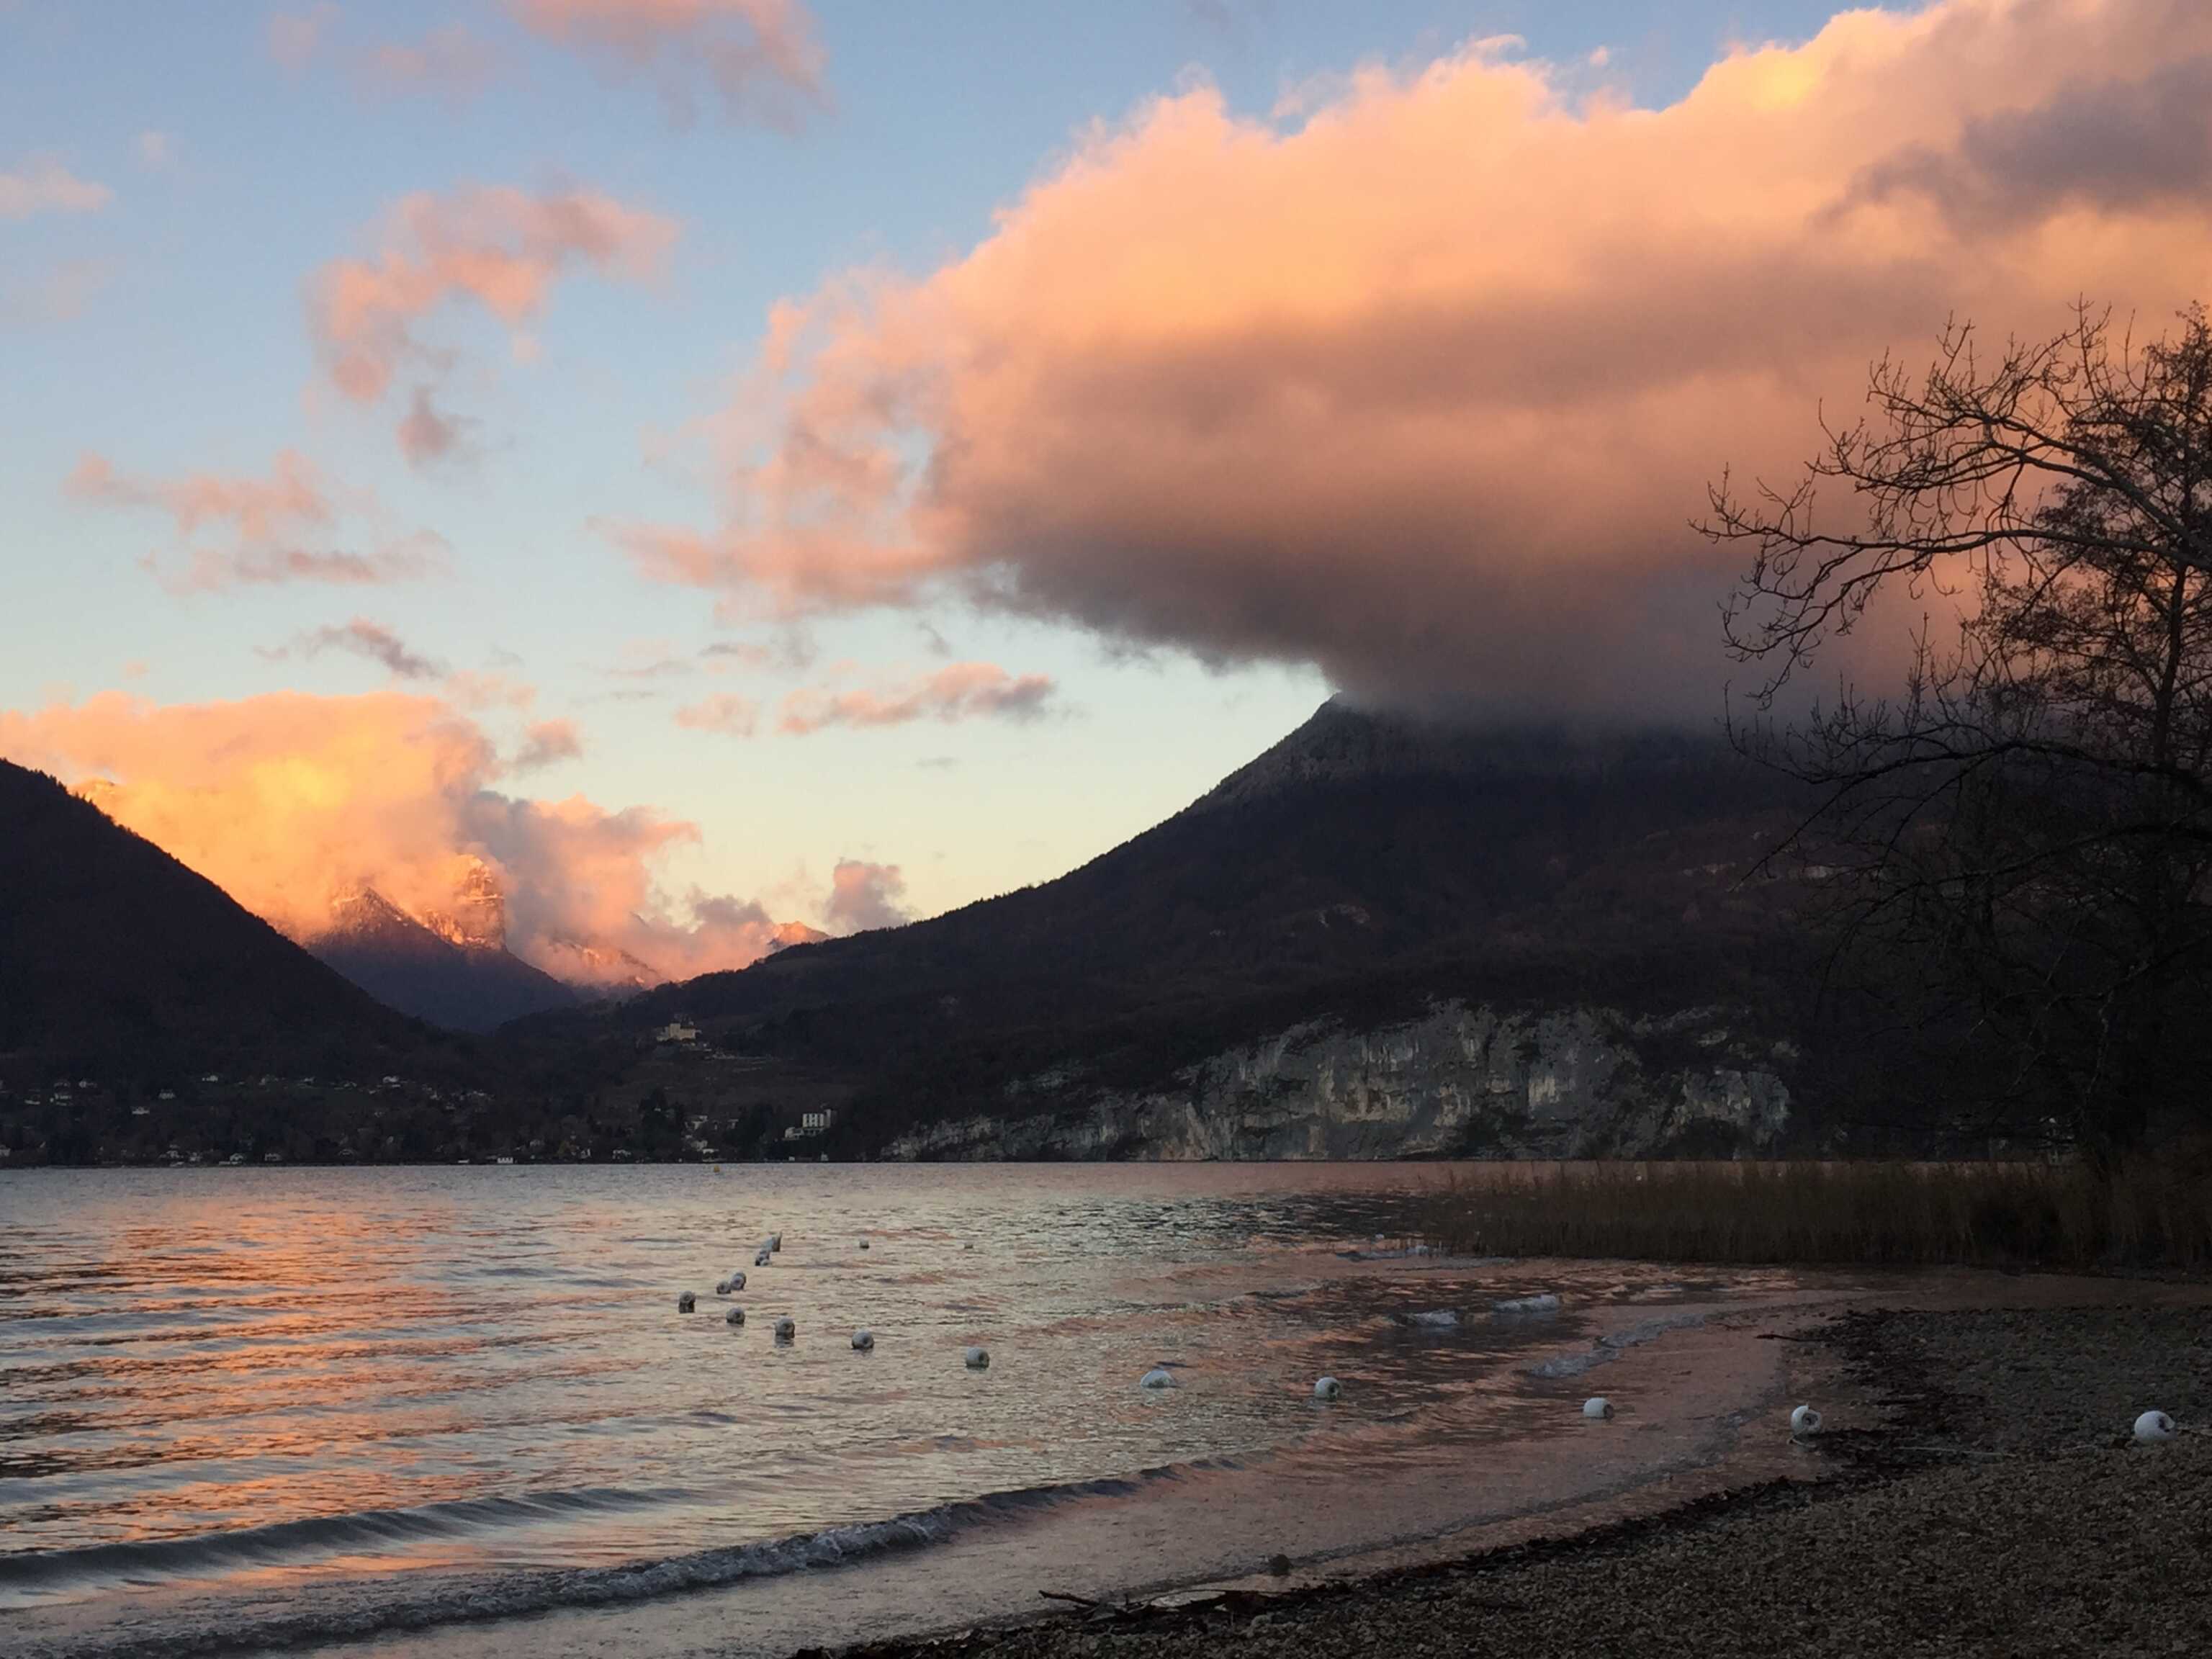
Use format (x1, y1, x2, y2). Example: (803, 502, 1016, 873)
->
(67, 450, 445, 593)
(511, 0, 827, 129)
(267, 4, 341, 74)
(358, 22, 500, 104)
(267, 618, 444, 680)
(675, 663, 1053, 737)
(673, 693, 758, 736)
(775, 662, 1055, 735)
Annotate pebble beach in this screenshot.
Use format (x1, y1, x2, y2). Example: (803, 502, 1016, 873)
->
(807, 1303, 2212, 1659)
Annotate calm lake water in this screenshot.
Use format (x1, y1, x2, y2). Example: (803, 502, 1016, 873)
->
(0, 1165, 1810, 1659)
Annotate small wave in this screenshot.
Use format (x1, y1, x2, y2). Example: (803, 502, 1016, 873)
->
(1491, 1293, 1562, 1317)
(6, 1460, 1246, 1659)
(1525, 1310, 1710, 1379)
(0, 1485, 693, 1594)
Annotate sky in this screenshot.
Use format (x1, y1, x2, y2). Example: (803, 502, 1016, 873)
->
(4, 0, 2207, 983)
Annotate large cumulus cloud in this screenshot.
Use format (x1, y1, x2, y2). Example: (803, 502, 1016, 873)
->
(624, 0, 2212, 721)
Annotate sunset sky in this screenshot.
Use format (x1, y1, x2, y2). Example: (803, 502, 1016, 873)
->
(5, 0, 2207, 980)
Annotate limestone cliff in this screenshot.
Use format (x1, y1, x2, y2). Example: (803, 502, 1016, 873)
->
(881, 999, 1794, 1161)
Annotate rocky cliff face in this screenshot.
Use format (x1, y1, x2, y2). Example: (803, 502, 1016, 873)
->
(881, 1000, 1793, 1161)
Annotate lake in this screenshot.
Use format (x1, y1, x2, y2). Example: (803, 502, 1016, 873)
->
(0, 1164, 1824, 1659)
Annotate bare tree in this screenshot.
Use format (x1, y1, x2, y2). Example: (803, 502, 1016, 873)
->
(1703, 304, 2212, 1161)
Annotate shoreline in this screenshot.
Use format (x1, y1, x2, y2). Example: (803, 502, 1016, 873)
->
(794, 1298, 2212, 1659)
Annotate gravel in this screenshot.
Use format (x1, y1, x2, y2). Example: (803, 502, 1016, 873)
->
(794, 1303, 2212, 1659)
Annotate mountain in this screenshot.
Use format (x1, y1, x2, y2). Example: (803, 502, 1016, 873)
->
(0, 760, 433, 1079)
(518, 700, 1831, 1157)
(307, 881, 577, 1033)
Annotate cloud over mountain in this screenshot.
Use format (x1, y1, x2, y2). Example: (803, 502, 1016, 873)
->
(0, 691, 806, 984)
(634, 0, 2212, 721)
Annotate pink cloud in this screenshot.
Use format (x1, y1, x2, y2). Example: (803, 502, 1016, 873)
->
(307, 184, 678, 450)
(645, 0, 2212, 721)
(3, 257, 115, 325)
(395, 385, 476, 467)
(513, 717, 584, 770)
(268, 4, 341, 75)
(66, 450, 445, 593)
(673, 693, 760, 736)
(511, 0, 826, 128)
(824, 858, 909, 934)
(0, 691, 797, 984)
(0, 155, 112, 220)
(359, 22, 500, 104)
(441, 671, 541, 716)
(274, 617, 444, 680)
(775, 662, 1054, 734)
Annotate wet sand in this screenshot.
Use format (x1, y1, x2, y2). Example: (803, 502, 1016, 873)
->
(799, 1295, 2212, 1659)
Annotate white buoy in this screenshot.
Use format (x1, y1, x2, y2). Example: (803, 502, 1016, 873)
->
(755, 1249, 772, 1267)
(1583, 1396, 1615, 1421)
(2134, 1409, 2177, 1443)
(964, 1346, 990, 1369)
(677, 1292, 696, 1313)
(727, 1271, 746, 1292)
(1314, 1376, 1342, 1401)
(1791, 1404, 1823, 1437)
(726, 1306, 746, 1326)
(773, 1316, 796, 1341)
(1140, 1367, 1177, 1390)
(851, 1328, 875, 1351)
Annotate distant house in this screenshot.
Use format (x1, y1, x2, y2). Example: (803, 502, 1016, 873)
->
(801, 1109, 835, 1133)
(656, 1020, 699, 1043)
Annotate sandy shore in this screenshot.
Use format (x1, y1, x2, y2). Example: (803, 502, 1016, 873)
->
(799, 1301, 2212, 1659)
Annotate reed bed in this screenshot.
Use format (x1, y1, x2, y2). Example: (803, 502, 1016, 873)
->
(1418, 1153, 2212, 1270)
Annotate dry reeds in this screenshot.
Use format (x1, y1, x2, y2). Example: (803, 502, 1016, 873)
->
(1418, 1151, 2212, 1270)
